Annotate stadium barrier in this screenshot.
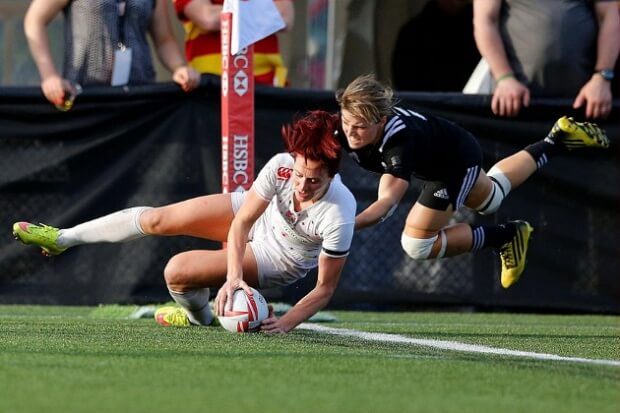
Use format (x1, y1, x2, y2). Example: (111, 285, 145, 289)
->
(0, 77, 617, 313)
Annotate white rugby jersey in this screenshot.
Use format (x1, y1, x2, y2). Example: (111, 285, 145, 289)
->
(251, 153, 356, 271)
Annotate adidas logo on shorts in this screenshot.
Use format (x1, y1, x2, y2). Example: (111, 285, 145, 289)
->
(433, 188, 449, 200)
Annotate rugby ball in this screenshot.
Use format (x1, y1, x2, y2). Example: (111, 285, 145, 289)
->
(217, 287, 269, 333)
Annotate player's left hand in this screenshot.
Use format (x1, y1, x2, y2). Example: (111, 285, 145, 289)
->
(260, 304, 288, 334)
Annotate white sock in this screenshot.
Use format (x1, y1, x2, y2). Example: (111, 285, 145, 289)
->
(57, 207, 151, 248)
(168, 288, 213, 326)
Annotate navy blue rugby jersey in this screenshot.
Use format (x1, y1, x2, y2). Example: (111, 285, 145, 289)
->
(337, 107, 481, 182)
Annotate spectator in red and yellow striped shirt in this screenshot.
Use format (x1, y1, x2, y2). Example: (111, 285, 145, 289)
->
(172, 0, 294, 87)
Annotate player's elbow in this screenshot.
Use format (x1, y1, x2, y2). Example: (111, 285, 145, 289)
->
(313, 280, 338, 304)
(317, 283, 337, 300)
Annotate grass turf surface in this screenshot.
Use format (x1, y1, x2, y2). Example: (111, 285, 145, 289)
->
(0, 305, 618, 413)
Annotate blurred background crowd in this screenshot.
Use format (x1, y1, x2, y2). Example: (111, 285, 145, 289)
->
(0, 0, 617, 107)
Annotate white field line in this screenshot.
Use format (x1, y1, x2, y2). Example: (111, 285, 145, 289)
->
(298, 323, 620, 367)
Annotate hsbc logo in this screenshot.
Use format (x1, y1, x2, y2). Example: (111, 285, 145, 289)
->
(232, 134, 250, 186)
(232, 49, 250, 96)
(234, 70, 248, 96)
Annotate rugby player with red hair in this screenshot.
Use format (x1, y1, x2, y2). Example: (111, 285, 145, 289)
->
(13, 110, 356, 334)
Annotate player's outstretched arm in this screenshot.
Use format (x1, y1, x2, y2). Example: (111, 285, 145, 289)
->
(261, 254, 346, 334)
(355, 174, 409, 230)
(216, 188, 269, 316)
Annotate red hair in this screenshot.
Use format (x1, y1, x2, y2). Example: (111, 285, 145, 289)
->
(281, 110, 342, 177)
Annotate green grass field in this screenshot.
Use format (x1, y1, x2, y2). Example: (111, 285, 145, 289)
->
(0, 305, 618, 413)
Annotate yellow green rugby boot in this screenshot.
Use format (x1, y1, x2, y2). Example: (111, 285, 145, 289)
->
(12, 222, 67, 256)
(546, 116, 610, 150)
(499, 220, 534, 288)
(154, 306, 191, 327)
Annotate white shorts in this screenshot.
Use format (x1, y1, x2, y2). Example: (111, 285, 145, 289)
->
(231, 192, 310, 289)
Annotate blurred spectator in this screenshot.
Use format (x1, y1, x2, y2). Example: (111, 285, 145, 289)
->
(24, 0, 200, 107)
(172, 0, 294, 87)
(472, 0, 620, 119)
(392, 0, 480, 92)
(614, 1, 620, 97)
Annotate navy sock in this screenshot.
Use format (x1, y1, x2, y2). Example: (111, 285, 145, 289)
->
(471, 223, 517, 251)
(524, 139, 564, 169)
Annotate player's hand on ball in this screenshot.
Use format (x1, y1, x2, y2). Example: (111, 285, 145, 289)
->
(216, 278, 253, 316)
(260, 305, 287, 334)
(217, 288, 269, 333)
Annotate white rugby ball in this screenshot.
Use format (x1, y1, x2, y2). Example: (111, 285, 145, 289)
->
(217, 287, 269, 333)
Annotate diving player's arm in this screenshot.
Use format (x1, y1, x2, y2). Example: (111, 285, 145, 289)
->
(355, 174, 409, 230)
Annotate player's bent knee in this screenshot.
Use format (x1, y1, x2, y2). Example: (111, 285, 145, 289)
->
(163, 254, 187, 288)
(400, 233, 438, 260)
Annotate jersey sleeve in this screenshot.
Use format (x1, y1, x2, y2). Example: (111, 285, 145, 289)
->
(320, 222, 355, 258)
(319, 182, 356, 258)
(381, 135, 414, 181)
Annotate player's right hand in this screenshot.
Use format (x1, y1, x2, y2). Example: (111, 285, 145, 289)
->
(215, 278, 253, 316)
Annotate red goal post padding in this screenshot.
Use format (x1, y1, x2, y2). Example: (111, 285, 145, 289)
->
(221, 11, 255, 194)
